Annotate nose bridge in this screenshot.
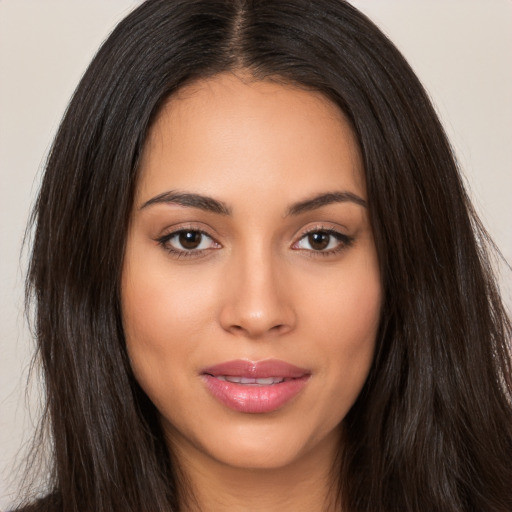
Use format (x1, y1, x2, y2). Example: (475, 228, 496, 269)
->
(219, 242, 295, 338)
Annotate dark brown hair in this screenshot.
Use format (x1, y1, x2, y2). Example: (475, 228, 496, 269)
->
(19, 0, 512, 511)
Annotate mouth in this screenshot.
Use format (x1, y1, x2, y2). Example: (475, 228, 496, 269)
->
(201, 359, 311, 414)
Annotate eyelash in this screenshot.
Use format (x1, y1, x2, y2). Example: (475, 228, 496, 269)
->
(292, 226, 355, 256)
(155, 225, 354, 259)
(156, 227, 219, 259)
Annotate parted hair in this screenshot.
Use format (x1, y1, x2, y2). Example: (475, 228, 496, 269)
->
(18, 0, 512, 511)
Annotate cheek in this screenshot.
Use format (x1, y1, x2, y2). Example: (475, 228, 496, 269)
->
(306, 247, 381, 346)
(120, 250, 217, 400)
(122, 236, 219, 340)
(312, 268, 381, 442)
(303, 252, 381, 399)
(123, 276, 206, 343)
(329, 277, 381, 350)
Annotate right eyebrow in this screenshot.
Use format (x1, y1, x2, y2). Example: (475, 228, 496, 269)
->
(139, 191, 232, 215)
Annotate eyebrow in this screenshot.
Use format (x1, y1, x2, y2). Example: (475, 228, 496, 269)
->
(139, 190, 367, 216)
(285, 191, 367, 216)
(140, 191, 232, 215)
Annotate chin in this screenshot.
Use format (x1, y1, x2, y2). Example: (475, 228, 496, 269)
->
(163, 411, 342, 473)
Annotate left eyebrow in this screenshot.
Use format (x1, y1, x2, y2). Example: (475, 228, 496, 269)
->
(285, 191, 367, 216)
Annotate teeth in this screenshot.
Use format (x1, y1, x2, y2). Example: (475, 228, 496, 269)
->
(253, 377, 280, 385)
(216, 376, 285, 385)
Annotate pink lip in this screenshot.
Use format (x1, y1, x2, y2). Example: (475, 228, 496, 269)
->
(201, 359, 311, 414)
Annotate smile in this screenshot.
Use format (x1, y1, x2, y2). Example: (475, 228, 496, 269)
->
(201, 360, 311, 413)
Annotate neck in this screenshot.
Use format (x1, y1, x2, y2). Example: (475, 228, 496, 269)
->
(168, 429, 342, 512)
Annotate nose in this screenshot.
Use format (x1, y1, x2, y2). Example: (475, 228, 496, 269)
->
(218, 249, 297, 339)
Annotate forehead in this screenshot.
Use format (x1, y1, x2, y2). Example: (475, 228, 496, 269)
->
(137, 73, 365, 205)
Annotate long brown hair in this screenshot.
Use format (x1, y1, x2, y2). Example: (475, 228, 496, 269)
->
(19, 0, 512, 511)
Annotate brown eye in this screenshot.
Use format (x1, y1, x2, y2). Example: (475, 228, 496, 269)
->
(178, 231, 203, 249)
(158, 229, 219, 254)
(294, 229, 353, 254)
(308, 232, 330, 251)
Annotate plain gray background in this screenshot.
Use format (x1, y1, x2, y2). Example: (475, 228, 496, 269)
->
(1, 1, 511, 508)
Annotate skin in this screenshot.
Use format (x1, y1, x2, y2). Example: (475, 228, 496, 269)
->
(122, 73, 382, 511)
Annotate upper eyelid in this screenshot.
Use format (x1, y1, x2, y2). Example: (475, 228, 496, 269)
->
(299, 226, 342, 236)
(293, 223, 349, 240)
(157, 223, 220, 240)
(164, 229, 214, 240)
(294, 228, 351, 244)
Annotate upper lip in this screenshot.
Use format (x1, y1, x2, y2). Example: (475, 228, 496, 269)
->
(202, 359, 310, 379)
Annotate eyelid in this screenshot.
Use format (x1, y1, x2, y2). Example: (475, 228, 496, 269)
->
(291, 224, 354, 255)
(155, 224, 222, 258)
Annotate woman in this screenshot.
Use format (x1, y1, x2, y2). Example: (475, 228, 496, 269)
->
(14, 0, 512, 510)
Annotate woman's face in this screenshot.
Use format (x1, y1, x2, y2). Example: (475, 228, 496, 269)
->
(122, 74, 381, 472)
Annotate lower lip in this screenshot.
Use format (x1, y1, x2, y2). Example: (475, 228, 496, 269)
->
(202, 375, 310, 414)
